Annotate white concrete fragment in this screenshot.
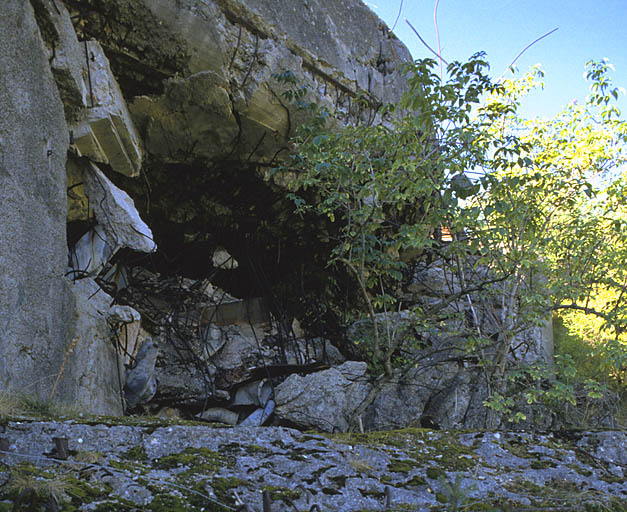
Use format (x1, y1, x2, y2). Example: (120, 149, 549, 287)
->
(109, 305, 141, 324)
(68, 224, 115, 278)
(212, 246, 238, 269)
(239, 399, 275, 427)
(233, 379, 272, 407)
(83, 162, 156, 253)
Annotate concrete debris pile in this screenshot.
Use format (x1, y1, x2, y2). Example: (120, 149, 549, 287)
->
(115, 266, 341, 428)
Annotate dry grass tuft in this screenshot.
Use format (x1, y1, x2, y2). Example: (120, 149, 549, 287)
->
(0, 391, 80, 420)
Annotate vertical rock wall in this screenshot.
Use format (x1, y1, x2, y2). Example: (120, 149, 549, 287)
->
(0, 0, 72, 400)
(0, 0, 142, 415)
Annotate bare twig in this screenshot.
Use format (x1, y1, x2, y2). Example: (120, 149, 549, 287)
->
(497, 27, 558, 82)
(391, 0, 403, 31)
(406, 19, 449, 67)
(338, 257, 386, 372)
(434, 0, 444, 81)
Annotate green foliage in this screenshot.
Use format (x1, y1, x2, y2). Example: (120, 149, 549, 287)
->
(274, 54, 499, 375)
(436, 474, 477, 512)
(274, 55, 627, 427)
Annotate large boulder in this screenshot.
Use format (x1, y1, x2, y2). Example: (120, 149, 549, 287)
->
(274, 361, 372, 432)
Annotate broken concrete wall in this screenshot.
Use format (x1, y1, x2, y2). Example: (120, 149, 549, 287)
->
(1, 0, 413, 418)
(64, 0, 411, 166)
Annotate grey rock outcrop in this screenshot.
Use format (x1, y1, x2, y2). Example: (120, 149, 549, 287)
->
(274, 361, 372, 432)
(0, 0, 72, 401)
(56, 279, 126, 415)
(0, 419, 625, 511)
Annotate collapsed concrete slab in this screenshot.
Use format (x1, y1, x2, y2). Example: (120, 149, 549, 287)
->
(82, 162, 156, 253)
(71, 42, 143, 177)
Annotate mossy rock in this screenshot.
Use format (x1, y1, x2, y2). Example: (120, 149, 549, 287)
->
(155, 447, 233, 473)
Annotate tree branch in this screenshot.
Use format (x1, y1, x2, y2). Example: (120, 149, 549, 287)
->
(405, 19, 450, 67)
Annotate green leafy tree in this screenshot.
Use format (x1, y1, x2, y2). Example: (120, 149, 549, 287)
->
(472, 60, 627, 424)
(274, 56, 627, 428)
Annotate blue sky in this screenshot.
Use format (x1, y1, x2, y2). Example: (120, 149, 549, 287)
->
(367, 0, 627, 119)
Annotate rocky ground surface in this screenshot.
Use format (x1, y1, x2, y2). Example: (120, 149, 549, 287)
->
(0, 417, 625, 511)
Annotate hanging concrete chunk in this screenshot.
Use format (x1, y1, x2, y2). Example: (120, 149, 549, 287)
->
(71, 41, 142, 177)
(83, 162, 156, 254)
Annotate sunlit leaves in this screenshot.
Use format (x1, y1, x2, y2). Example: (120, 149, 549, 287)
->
(273, 56, 627, 399)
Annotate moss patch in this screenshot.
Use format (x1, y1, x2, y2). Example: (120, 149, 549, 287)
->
(329, 428, 477, 471)
(120, 443, 148, 461)
(209, 477, 246, 508)
(261, 485, 302, 502)
(155, 447, 233, 474)
(388, 458, 418, 473)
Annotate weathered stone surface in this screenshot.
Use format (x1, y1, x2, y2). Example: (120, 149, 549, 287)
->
(0, 0, 71, 401)
(31, 0, 89, 121)
(274, 361, 372, 432)
(0, 420, 625, 511)
(54, 279, 125, 415)
(122, 0, 412, 165)
(363, 366, 464, 431)
(124, 338, 159, 409)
